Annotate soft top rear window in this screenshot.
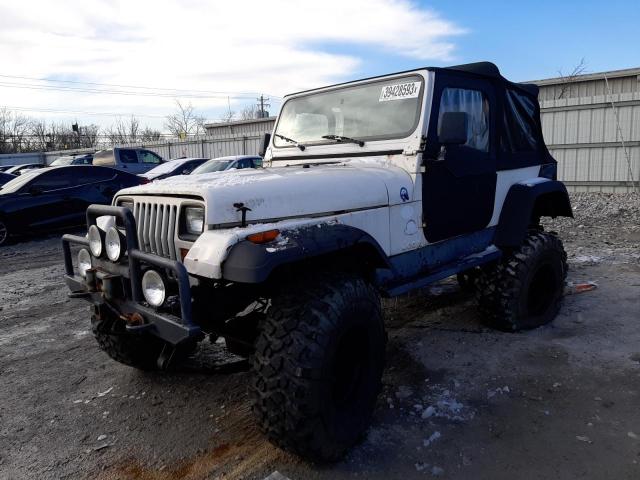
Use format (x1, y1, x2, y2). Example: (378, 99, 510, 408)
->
(501, 89, 540, 153)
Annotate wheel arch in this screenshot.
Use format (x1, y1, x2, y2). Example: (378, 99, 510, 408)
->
(222, 224, 391, 284)
(495, 180, 573, 247)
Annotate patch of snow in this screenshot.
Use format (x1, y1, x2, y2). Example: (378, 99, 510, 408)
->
(421, 406, 436, 419)
(572, 255, 602, 264)
(487, 386, 510, 399)
(423, 431, 441, 447)
(97, 387, 113, 397)
(431, 466, 444, 476)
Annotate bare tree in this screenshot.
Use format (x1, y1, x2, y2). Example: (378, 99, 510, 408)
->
(140, 127, 161, 142)
(79, 124, 100, 148)
(555, 58, 587, 99)
(106, 116, 143, 144)
(0, 107, 32, 153)
(164, 100, 206, 137)
(239, 104, 258, 120)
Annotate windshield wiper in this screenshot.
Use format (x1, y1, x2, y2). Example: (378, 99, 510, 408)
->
(321, 135, 365, 147)
(274, 133, 306, 151)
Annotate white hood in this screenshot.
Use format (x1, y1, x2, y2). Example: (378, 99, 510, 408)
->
(117, 163, 413, 226)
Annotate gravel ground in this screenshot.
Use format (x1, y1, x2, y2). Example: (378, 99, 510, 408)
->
(0, 193, 639, 480)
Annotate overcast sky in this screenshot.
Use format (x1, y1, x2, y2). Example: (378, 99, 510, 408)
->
(0, 0, 637, 131)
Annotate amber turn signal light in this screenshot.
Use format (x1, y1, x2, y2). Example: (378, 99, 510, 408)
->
(247, 229, 280, 244)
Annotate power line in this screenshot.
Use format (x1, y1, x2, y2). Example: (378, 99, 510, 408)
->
(3, 105, 167, 119)
(0, 73, 283, 99)
(0, 81, 261, 100)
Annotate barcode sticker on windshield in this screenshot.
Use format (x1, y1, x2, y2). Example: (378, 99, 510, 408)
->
(379, 81, 421, 102)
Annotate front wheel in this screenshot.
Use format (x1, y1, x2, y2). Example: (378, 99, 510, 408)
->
(476, 231, 568, 331)
(91, 312, 196, 370)
(251, 272, 386, 462)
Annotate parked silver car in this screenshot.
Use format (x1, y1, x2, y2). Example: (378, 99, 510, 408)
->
(190, 155, 262, 175)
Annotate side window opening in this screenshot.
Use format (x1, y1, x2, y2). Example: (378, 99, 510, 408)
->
(501, 89, 540, 153)
(138, 151, 162, 164)
(437, 88, 490, 152)
(119, 150, 138, 164)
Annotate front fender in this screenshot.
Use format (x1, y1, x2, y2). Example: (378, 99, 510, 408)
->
(222, 224, 390, 283)
(495, 179, 573, 247)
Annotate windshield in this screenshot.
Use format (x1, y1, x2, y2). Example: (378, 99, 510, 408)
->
(145, 159, 187, 175)
(0, 169, 39, 194)
(50, 157, 74, 166)
(274, 75, 424, 148)
(191, 159, 232, 174)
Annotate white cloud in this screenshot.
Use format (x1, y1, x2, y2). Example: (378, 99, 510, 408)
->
(0, 0, 465, 129)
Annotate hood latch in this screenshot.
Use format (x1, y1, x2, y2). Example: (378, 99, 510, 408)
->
(233, 202, 252, 228)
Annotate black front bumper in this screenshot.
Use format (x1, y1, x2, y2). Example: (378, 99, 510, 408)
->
(62, 204, 201, 345)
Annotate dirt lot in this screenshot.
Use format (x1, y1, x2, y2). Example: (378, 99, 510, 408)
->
(1, 193, 639, 480)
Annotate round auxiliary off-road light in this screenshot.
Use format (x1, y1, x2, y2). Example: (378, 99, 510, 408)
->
(105, 226, 123, 262)
(77, 249, 92, 277)
(88, 225, 103, 257)
(141, 270, 166, 307)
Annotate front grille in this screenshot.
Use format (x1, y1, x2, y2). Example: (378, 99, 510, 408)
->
(132, 201, 179, 259)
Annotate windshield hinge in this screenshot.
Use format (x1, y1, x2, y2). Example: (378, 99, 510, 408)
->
(403, 135, 427, 156)
(403, 148, 418, 156)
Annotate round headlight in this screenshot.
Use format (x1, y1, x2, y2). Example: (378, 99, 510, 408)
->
(141, 270, 165, 307)
(77, 249, 92, 277)
(88, 225, 103, 257)
(105, 226, 123, 261)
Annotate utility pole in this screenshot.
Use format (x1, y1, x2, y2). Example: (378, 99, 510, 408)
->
(257, 95, 270, 119)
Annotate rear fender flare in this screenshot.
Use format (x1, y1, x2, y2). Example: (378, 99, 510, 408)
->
(495, 179, 573, 247)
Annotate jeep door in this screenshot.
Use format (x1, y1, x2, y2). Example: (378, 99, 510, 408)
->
(422, 74, 497, 242)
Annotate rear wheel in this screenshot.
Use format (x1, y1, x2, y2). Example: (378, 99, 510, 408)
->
(476, 231, 567, 331)
(251, 272, 385, 462)
(456, 267, 481, 292)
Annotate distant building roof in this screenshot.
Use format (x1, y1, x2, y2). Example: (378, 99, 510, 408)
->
(203, 116, 276, 129)
(528, 66, 640, 85)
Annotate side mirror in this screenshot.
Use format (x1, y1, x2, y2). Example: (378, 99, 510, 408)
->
(438, 112, 468, 145)
(258, 132, 271, 157)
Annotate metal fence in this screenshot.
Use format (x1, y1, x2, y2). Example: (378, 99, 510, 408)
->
(540, 91, 640, 193)
(0, 151, 47, 166)
(110, 132, 265, 160)
(0, 132, 267, 167)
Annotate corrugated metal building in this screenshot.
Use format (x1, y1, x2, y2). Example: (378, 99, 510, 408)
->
(203, 117, 276, 137)
(531, 67, 640, 192)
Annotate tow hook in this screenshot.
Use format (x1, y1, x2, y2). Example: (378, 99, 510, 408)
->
(123, 312, 145, 327)
(123, 312, 154, 334)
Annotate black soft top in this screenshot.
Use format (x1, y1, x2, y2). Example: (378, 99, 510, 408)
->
(435, 61, 539, 98)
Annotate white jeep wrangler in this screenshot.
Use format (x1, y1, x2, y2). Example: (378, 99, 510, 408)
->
(62, 62, 572, 461)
